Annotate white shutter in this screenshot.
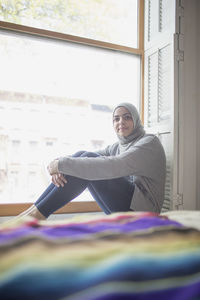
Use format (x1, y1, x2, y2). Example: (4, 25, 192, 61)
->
(147, 0, 158, 43)
(144, 0, 176, 211)
(147, 51, 158, 127)
(159, 0, 175, 33)
(158, 44, 172, 123)
(159, 133, 173, 211)
(145, 42, 174, 212)
(145, 0, 176, 49)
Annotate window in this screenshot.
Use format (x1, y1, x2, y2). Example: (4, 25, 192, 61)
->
(10, 140, 21, 164)
(28, 141, 40, 164)
(27, 170, 43, 200)
(0, 1, 144, 215)
(7, 170, 20, 203)
(46, 141, 54, 147)
(0, 0, 138, 47)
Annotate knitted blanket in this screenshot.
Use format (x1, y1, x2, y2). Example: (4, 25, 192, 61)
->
(0, 211, 200, 300)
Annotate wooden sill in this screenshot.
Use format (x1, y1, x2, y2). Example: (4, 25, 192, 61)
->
(0, 201, 102, 217)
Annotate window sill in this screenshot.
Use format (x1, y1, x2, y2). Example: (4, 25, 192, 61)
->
(0, 201, 102, 217)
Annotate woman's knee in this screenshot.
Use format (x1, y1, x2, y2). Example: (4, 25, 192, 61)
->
(73, 151, 100, 158)
(81, 151, 100, 158)
(72, 151, 86, 157)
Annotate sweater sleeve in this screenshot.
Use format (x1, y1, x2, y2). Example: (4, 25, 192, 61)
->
(95, 145, 110, 156)
(57, 136, 165, 181)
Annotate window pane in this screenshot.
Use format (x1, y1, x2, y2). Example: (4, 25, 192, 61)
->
(0, 31, 140, 203)
(0, 0, 138, 48)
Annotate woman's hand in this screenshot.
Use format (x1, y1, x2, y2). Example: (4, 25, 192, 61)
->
(48, 159, 67, 187)
(52, 173, 67, 187)
(47, 159, 59, 175)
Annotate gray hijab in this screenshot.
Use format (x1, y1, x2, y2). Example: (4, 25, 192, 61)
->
(113, 102, 145, 145)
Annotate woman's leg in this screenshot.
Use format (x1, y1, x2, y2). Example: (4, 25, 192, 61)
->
(67, 151, 135, 214)
(26, 150, 134, 218)
(88, 178, 135, 214)
(35, 176, 88, 218)
(34, 151, 91, 218)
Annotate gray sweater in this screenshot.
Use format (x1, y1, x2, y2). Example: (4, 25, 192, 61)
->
(58, 134, 166, 213)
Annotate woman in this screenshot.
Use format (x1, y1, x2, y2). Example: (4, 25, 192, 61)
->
(20, 102, 166, 220)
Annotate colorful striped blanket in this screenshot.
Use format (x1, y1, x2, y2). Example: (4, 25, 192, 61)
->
(0, 211, 200, 300)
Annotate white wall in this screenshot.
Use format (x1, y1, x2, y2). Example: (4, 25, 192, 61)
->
(181, 0, 200, 209)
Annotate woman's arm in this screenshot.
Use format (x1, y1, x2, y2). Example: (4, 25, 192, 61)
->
(53, 136, 165, 181)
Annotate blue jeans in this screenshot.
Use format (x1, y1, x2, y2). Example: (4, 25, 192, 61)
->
(35, 151, 135, 218)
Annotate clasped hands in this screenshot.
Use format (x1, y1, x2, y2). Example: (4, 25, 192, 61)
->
(47, 159, 67, 187)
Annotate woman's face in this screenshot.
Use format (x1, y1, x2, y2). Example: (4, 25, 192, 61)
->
(113, 107, 134, 137)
